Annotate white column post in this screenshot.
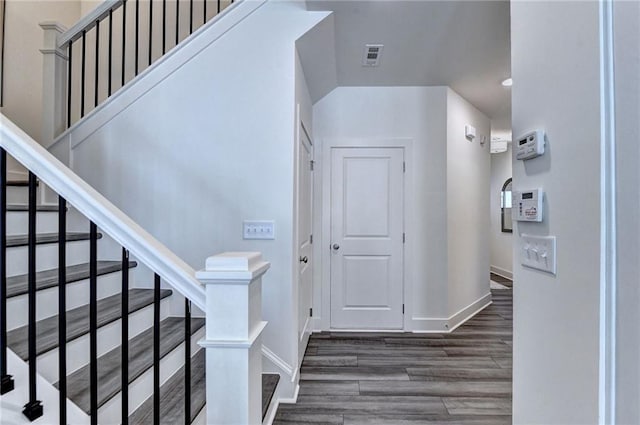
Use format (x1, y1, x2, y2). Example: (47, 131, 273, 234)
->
(40, 22, 68, 147)
(196, 252, 270, 425)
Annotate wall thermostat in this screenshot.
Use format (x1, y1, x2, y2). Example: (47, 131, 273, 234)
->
(512, 188, 544, 222)
(516, 129, 545, 160)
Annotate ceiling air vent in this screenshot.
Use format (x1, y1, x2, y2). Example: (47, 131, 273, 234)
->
(362, 44, 384, 67)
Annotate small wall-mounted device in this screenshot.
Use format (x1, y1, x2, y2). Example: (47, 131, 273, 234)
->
(512, 188, 544, 222)
(465, 125, 476, 141)
(515, 129, 545, 160)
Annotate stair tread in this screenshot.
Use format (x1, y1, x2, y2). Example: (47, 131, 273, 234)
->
(63, 316, 205, 414)
(262, 373, 280, 420)
(6, 288, 172, 360)
(7, 204, 59, 212)
(129, 349, 206, 425)
(6, 260, 138, 298)
(7, 180, 39, 187)
(7, 232, 102, 248)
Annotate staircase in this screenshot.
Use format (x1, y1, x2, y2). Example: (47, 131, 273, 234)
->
(2, 176, 209, 424)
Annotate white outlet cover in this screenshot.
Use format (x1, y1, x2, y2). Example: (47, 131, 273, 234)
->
(243, 220, 275, 240)
(520, 234, 556, 275)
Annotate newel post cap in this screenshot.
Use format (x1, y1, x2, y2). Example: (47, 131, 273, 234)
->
(196, 252, 270, 282)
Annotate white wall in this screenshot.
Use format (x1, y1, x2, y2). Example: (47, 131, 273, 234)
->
(511, 1, 602, 423)
(446, 88, 491, 319)
(1, 1, 80, 174)
(614, 1, 640, 423)
(313, 86, 490, 330)
(490, 144, 512, 278)
(61, 0, 327, 377)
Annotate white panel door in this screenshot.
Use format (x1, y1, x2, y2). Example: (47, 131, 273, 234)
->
(330, 147, 404, 329)
(297, 127, 313, 348)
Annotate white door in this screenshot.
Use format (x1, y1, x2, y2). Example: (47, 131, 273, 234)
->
(297, 125, 313, 348)
(330, 147, 404, 329)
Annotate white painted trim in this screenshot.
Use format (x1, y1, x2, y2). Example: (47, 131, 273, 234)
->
(50, 0, 266, 152)
(598, 0, 617, 422)
(318, 137, 414, 332)
(490, 265, 513, 280)
(261, 345, 293, 378)
(411, 293, 492, 333)
(447, 293, 493, 332)
(198, 321, 267, 348)
(0, 114, 206, 311)
(59, 0, 124, 47)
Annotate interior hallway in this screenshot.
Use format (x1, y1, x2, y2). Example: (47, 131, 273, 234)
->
(274, 286, 513, 425)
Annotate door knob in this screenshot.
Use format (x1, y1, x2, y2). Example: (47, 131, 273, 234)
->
(332, 244, 340, 251)
(299, 256, 308, 264)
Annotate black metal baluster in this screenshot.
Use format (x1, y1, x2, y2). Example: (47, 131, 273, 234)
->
(175, 0, 179, 46)
(108, 10, 113, 96)
(66, 41, 73, 129)
(162, 0, 166, 54)
(203, 0, 207, 23)
(121, 248, 129, 425)
(94, 20, 100, 108)
(189, 0, 193, 34)
(89, 222, 98, 425)
(0, 149, 14, 395)
(217, 0, 220, 15)
(149, 0, 153, 66)
(22, 172, 43, 421)
(135, 0, 139, 76)
(81, 31, 86, 118)
(58, 197, 67, 425)
(153, 273, 160, 425)
(184, 299, 191, 425)
(122, 0, 127, 87)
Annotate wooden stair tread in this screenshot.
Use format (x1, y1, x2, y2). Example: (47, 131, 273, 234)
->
(7, 204, 60, 212)
(6, 232, 102, 248)
(6, 288, 172, 360)
(262, 373, 280, 420)
(6, 179, 39, 187)
(6, 260, 138, 298)
(129, 349, 206, 424)
(62, 317, 205, 413)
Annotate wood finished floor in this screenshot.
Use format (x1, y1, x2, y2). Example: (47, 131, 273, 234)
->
(274, 288, 513, 425)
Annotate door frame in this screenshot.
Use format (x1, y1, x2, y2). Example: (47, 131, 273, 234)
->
(317, 138, 414, 331)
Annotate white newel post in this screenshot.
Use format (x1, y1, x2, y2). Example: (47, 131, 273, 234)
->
(40, 22, 68, 147)
(196, 252, 270, 425)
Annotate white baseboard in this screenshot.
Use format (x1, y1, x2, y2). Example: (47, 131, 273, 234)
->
(490, 265, 513, 280)
(262, 383, 299, 425)
(411, 293, 492, 333)
(447, 293, 492, 332)
(262, 345, 293, 378)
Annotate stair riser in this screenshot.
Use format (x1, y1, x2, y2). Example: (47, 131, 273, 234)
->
(34, 297, 172, 384)
(7, 241, 91, 276)
(98, 327, 205, 424)
(6, 210, 60, 235)
(6, 272, 127, 331)
(7, 186, 40, 204)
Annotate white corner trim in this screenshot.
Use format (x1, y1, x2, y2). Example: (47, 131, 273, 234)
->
(490, 265, 513, 280)
(198, 321, 267, 348)
(262, 345, 293, 378)
(0, 114, 206, 311)
(447, 293, 493, 332)
(411, 293, 493, 333)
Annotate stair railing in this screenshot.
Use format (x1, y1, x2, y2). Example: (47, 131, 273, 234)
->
(44, 0, 235, 137)
(1, 114, 270, 424)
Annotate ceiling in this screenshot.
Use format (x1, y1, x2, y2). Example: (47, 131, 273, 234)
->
(303, 0, 512, 134)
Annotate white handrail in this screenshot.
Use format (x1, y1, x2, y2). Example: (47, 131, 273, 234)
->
(0, 114, 205, 311)
(59, 0, 123, 47)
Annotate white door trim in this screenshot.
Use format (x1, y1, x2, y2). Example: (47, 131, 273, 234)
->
(316, 138, 414, 332)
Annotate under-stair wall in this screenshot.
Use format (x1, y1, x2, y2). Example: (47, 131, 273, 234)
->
(50, 0, 330, 402)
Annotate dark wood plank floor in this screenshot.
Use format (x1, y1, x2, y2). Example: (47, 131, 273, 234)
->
(274, 288, 513, 425)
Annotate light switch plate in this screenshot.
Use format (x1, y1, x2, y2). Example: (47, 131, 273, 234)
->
(520, 234, 556, 275)
(243, 220, 275, 240)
